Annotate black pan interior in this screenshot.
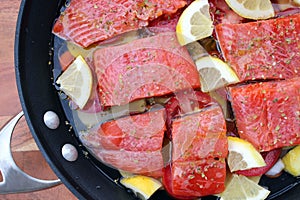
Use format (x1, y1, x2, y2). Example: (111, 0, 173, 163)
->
(14, 0, 300, 199)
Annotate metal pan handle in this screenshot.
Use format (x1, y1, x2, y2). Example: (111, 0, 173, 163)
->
(0, 111, 61, 194)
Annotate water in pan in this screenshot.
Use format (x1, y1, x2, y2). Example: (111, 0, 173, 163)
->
(51, 0, 300, 199)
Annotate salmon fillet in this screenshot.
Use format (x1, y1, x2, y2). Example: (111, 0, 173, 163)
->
(81, 109, 166, 177)
(53, 0, 187, 47)
(93, 32, 200, 107)
(166, 104, 227, 197)
(171, 104, 227, 162)
(80, 109, 166, 151)
(216, 14, 300, 82)
(228, 78, 300, 151)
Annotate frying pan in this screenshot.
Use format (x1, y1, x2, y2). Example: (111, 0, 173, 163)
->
(14, 0, 300, 199)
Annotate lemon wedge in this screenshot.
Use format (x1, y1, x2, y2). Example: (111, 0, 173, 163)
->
(56, 55, 93, 109)
(176, 0, 213, 46)
(120, 175, 162, 200)
(195, 56, 239, 92)
(282, 145, 300, 176)
(225, 0, 275, 20)
(227, 137, 266, 172)
(220, 174, 270, 200)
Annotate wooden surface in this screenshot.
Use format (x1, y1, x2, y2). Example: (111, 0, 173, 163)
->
(0, 0, 77, 199)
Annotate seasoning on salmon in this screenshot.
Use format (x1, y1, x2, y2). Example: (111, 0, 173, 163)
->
(165, 104, 227, 197)
(80, 109, 166, 177)
(216, 14, 300, 82)
(52, 0, 187, 48)
(228, 78, 300, 152)
(93, 32, 201, 107)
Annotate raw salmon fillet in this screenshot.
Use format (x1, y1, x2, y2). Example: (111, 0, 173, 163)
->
(171, 104, 227, 162)
(166, 104, 227, 197)
(80, 109, 166, 151)
(229, 78, 300, 152)
(81, 109, 166, 177)
(94, 32, 200, 107)
(216, 14, 300, 82)
(52, 0, 187, 47)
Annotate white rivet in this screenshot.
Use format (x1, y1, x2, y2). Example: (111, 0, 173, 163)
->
(62, 144, 78, 162)
(43, 111, 60, 129)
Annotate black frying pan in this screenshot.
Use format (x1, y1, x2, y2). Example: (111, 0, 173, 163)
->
(14, 0, 300, 199)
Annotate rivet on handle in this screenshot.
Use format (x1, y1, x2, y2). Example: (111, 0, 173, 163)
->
(43, 111, 60, 129)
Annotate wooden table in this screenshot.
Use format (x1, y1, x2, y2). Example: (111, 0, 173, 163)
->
(0, 1, 76, 199)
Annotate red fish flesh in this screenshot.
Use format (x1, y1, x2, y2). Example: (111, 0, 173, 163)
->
(171, 104, 227, 162)
(81, 109, 166, 177)
(228, 78, 300, 152)
(164, 104, 227, 197)
(93, 32, 200, 107)
(216, 14, 300, 82)
(80, 109, 166, 151)
(52, 0, 187, 47)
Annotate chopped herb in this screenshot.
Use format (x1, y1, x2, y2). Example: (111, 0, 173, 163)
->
(285, 38, 292, 44)
(188, 175, 195, 180)
(284, 96, 289, 101)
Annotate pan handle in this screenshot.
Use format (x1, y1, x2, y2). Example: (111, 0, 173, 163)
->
(0, 111, 61, 194)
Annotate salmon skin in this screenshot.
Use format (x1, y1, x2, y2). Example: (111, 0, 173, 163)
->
(228, 78, 300, 152)
(166, 104, 227, 197)
(52, 0, 187, 48)
(80, 109, 166, 177)
(94, 32, 200, 107)
(216, 14, 300, 82)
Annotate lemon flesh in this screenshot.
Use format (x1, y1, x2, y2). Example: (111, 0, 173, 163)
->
(282, 145, 300, 176)
(225, 0, 275, 20)
(195, 56, 239, 92)
(176, 0, 213, 46)
(56, 55, 93, 109)
(120, 175, 162, 200)
(220, 174, 270, 200)
(227, 137, 266, 172)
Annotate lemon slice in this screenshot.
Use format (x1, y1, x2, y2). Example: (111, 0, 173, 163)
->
(120, 175, 162, 200)
(195, 56, 239, 92)
(282, 145, 300, 176)
(227, 137, 266, 172)
(294, 0, 300, 5)
(220, 174, 270, 200)
(176, 0, 213, 46)
(56, 55, 93, 109)
(225, 0, 274, 20)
